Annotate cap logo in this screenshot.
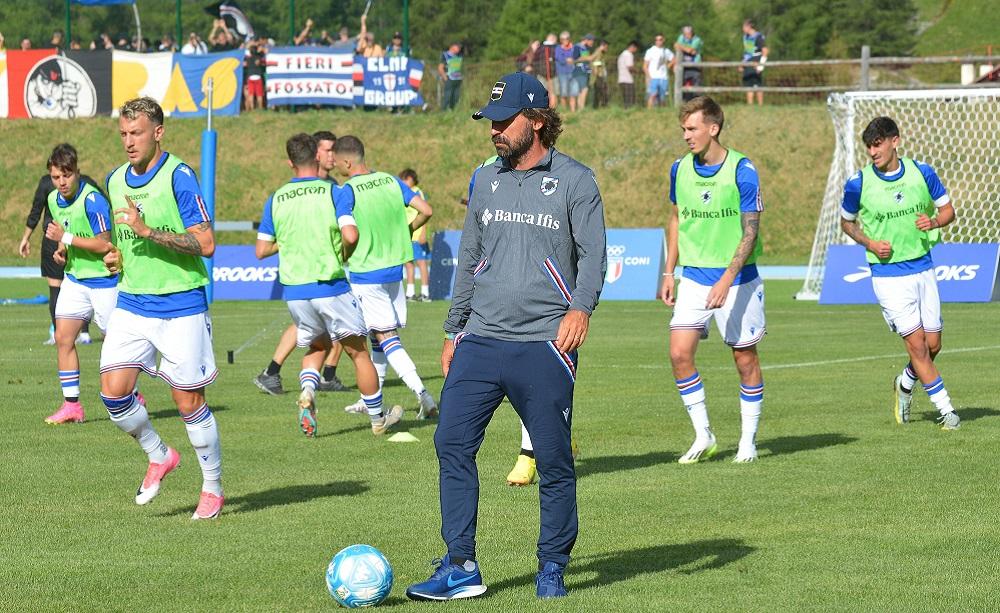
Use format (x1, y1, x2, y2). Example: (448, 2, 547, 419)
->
(491, 81, 506, 101)
(527, 92, 535, 102)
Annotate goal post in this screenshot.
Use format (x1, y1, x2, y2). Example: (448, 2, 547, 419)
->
(797, 88, 1000, 300)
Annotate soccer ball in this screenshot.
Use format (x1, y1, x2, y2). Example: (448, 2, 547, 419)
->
(325, 544, 394, 608)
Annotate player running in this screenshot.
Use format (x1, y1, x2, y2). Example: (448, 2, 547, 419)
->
(41, 144, 119, 425)
(333, 136, 438, 419)
(401, 168, 432, 302)
(660, 95, 765, 464)
(256, 133, 402, 437)
(840, 116, 960, 429)
(101, 97, 224, 519)
(254, 130, 349, 395)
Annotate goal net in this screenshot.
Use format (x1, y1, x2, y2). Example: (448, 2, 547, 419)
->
(797, 88, 1000, 299)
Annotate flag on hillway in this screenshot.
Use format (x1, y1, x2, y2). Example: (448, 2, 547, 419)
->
(71, 0, 135, 5)
(204, 1, 255, 41)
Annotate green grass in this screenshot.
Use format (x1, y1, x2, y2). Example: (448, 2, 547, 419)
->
(2, 277, 999, 610)
(1, 105, 831, 266)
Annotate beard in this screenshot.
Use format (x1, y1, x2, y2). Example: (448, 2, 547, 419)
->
(492, 122, 535, 166)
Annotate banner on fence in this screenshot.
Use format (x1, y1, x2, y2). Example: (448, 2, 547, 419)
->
(601, 229, 667, 300)
(354, 56, 424, 107)
(820, 243, 1000, 304)
(266, 47, 354, 107)
(112, 50, 172, 108)
(167, 50, 244, 117)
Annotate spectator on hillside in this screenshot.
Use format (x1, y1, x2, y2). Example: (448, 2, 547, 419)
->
(617, 40, 640, 109)
(181, 32, 208, 55)
(115, 36, 132, 50)
(517, 40, 540, 74)
(675, 25, 703, 101)
(50, 30, 64, 49)
(0, 32, 5, 52)
(294, 18, 319, 46)
(21, 38, 33, 51)
(358, 32, 384, 57)
(386, 32, 405, 57)
(643, 34, 674, 108)
(158, 35, 175, 52)
(329, 14, 367, 51)
(438, 42, 464, 111)
(574, 34, 595, 110)
(554, 31, 580, 112)
(209, 18, 237, 51)
(92, 33, 114, 51)
(590, 39, 610, 108)
(540, 33, 558, 105)
(243, 37, 266, 111)
(741, 19, 768, 105)
(69, 39, 82, 50)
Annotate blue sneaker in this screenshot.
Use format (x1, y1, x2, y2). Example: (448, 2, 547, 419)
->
(536, 561, 568, 598)
(405, 554, 487, 601)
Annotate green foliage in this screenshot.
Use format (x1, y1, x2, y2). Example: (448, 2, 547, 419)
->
(731, 0, 919, 59)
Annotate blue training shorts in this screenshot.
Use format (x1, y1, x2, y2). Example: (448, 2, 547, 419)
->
(412, 241, 431, 261)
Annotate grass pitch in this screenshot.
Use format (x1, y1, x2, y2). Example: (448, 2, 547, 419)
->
(1, 278, 999, 611)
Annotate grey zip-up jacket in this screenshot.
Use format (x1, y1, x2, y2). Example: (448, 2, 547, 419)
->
(444, 148, 607, 341)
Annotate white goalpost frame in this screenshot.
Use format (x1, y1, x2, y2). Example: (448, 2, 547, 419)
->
(797, 88, 1000, 300)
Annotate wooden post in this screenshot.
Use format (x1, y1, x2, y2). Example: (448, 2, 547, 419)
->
(674, 58, 683, 107)
(860, 45, 870, 90)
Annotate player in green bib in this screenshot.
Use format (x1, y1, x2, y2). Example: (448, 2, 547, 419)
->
(255, 133, 401, 437)
(400, 168, 432, 302)
(99, 97, 225, 520)
(333, 136, 438, 420)
(840, 116, 960, 430)
(660, 96, 766, 464)
(39, 144, 118, 426)
(254, 130, 350, 395)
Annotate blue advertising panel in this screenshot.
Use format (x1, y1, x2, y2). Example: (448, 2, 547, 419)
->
(212, 245, 281, 301)
(820, 243, 1000, 304)
(169, 50, 244, 118)
(601, 229, 666, 300)
(354, 56, 424, 107)
(427, 228, 665, 302)
(429, 230, 462, 301)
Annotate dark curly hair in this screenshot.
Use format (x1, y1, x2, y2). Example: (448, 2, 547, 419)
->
(521, 107, 563, 149)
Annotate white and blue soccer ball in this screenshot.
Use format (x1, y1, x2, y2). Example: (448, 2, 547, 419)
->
(325, 544, 393, 608)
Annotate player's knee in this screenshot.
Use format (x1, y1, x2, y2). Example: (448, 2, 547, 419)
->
(54, 324, 77, 348)
(172, 389, 206, 414)
(926, 337, 942, 357)
(669, 345, 694, 369)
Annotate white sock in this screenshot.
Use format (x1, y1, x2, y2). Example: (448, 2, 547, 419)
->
(102, 392, 169, 463)
(59, 369, 80, 399)
(676, 372, 711, 440)
(299, 368, 320, 392)
(380, 335, 425, 396)
(406, 282, 415, 297)
(420, 285, 430, 298)
(370, 335, 387, 387)
(923, 377, 955, 415)
(901, 363, 918, 393)
(520, 420, 533, 452)
(181, 404, 222, 495)
(362, 391, 384, 421)
(739, 382, 764, 448)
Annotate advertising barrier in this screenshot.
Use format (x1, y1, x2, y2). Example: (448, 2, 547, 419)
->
(819, 243, 1000, 304)
(212, 245, 281, 301)
(427, 228, 666, 302)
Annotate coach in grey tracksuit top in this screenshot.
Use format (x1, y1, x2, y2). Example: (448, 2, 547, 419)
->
(444, 149, 607, 338)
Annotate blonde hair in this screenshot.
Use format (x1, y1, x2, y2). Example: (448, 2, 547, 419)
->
(119, 97, 164, 126)
(679, 96, 725, 134)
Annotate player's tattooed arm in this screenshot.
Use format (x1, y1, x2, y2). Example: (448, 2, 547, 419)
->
(725, 211, 760, 277)
(147, 222, 214, 256)
(839, 218, 870, 249)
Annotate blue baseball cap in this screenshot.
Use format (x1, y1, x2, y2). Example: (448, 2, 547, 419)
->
(472, 72, 549, 121)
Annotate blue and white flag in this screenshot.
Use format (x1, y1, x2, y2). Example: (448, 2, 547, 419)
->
(72, 0, 135, 5)
(354, 56, 424, 107)
(266, 47, 355, 107)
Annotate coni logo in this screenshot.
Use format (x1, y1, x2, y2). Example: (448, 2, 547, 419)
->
(604, 245, 652, 283)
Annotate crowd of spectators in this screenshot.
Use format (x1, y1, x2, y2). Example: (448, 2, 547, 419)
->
(2, 19, 770, 113)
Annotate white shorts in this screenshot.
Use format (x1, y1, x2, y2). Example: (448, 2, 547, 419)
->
(670, 276, 766, 348)
(54, 276, 118, 332)
(871, 268, 942, 336)
(100, 308, 218, 390)
(350, 281, 407, 333)
(288, 292, 367, 347)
